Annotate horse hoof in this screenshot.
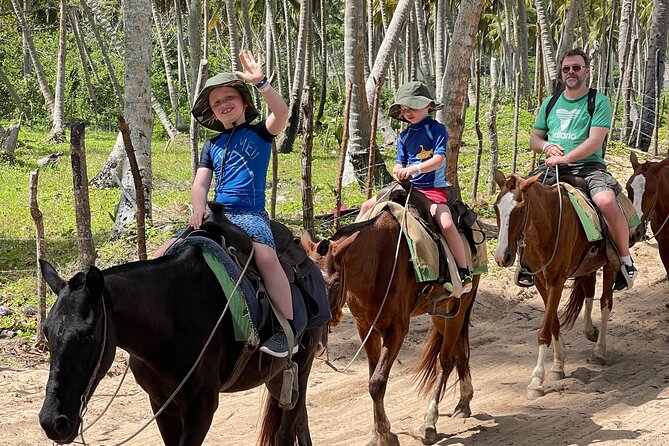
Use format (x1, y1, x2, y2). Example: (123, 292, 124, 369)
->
(419, 425, 437, 445)
(547, 370, 565, 381)
(584, 327, 599, 343)
(452, 404, 471, 419)
(526, 388, 544, 399)
(587, 355, 606, 365)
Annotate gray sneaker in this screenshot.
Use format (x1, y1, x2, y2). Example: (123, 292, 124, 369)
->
(259, 329, 299, 358)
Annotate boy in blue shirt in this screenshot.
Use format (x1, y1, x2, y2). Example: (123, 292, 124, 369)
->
(357, 81, 472, 293)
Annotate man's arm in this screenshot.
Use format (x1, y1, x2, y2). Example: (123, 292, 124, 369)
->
(545, 126, 609, 167)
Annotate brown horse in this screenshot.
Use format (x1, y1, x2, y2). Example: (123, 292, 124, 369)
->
(627, 152, 669, 278)
(301, 209, 481, 446)
(493, 169, 617, 398)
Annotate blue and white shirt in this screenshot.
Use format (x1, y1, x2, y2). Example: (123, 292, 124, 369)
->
(396, 117, 448, 189)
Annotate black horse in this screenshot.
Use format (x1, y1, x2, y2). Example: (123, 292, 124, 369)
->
(38, 239, 329, 446)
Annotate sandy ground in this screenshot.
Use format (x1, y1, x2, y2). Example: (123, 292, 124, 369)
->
(1, 237, 668, 446)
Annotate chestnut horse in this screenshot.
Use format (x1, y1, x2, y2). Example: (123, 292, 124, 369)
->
(301, 210, 482, 446)
(627, 152, 669, 277)
(493, 169, 618, 398)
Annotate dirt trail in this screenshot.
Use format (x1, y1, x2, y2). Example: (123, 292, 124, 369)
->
(1, 240, 668, 446)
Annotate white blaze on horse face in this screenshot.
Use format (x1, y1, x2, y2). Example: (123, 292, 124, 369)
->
(494, 193, 517, 261)
(630, 174, 647, 219)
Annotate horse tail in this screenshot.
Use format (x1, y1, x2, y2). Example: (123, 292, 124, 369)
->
(560, 274, 591, 330)
(258, 395, 282, 446)
(414, 328, 446, 398)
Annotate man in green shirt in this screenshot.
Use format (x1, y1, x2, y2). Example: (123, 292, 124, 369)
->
(522, 48, 636, 292)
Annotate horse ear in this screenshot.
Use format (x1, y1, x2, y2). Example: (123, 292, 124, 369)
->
(39, 259, 67, 295)
(85, 266, 105, 298)
(493, 169, 507, 190)
(329, 232, 360, 259)
(630, 151, 639, 169)
(300, 230, 318, 256)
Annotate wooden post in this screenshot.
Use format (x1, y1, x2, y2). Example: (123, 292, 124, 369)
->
(69, 121, 97, 270)
(512, 72, 521, 173)
(334, 81, 353, 231)
(29, 170, 46, 346)
(118, 116, 147, 261)
(301, 85, 315, 236)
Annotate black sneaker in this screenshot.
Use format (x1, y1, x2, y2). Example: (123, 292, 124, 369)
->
(259, 329, 299, 358)
(459, 269, 473, 293)
(515, 266, 534, 287)
(613, 263, 637, 292)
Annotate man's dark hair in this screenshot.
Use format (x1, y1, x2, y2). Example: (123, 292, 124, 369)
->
(559, 48, 590, 68)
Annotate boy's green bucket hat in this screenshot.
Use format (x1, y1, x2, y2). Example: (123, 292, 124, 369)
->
(389, 81, 443, 122)
(191, 72, 260, 132)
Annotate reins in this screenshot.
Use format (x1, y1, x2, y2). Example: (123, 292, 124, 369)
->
(518, 166, 563, 277)
(330, 184, 412, 373)
(640, 190, 669, 242)
(69, 246, 255, 446)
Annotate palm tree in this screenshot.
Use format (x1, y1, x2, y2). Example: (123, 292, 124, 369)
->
(113, 0, 154, 236)
(47, 0, 67, 143)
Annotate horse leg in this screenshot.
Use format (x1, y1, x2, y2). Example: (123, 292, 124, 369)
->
(361, 324, 405, 446)
(178, 387, 219, 446)
(581, 275, 599, 342)
(419, 369, 444, 445)
(150, 399, 182, 446)
(547, 333, 566, 381)
(589, 268, 614, 365)
(527, 282, 562, 398)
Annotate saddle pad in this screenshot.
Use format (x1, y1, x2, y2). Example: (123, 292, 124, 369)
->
(168, 237, 260, 346)
(362, 200, 440, 282)
(562, 183, 642, 243)
(561, 183, 603, 242)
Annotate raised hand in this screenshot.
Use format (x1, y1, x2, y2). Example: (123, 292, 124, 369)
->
(235, 50, 264, 85)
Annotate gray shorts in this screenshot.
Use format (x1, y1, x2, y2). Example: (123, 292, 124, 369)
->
(565, 163, 622, 197)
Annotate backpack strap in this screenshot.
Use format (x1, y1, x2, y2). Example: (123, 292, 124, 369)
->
(587, 88, 597, 117)
(544, 90, 562, 118)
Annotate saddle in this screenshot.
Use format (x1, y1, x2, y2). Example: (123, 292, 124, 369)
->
(379, 182, 481, 285)
(179, 201, 329, 330)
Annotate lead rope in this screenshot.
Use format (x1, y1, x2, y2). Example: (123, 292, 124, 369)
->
(336, 184, 413, 373)
(69, 246, 255, 446)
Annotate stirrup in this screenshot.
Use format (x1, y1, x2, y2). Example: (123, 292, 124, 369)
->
(515, 266, 534, 288)
(428, 288, 462, 318)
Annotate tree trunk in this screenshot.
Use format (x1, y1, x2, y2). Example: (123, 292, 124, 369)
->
(47, 0, 67, 143)
(113, 0, 154, 236)
(223, 0, 240, 72)
(278, 0, 311, 154)
(10, 0, 55, 118)
(516, 0, 531, 97)
(152, 0, 183, 130)
(535, 0, 558, 91)
(0, 64, 23, 113)
(487, 57, 500, 195)
(635, 0, 669, 151)
(69, 122, 97, 269)
(68, 7, 98, 106)
(437, 0, 486, 198)
(556, 0, 582, 60)
(413, 0, 432, 89)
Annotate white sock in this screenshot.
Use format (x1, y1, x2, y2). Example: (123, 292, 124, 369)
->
(620, 255, 633, 266)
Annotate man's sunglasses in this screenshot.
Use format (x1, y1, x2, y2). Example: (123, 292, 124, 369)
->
(561, 65, 586, 73)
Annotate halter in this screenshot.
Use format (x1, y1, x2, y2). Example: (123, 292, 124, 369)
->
(638, 186, 669, 241)
(517, 167, 564, 278)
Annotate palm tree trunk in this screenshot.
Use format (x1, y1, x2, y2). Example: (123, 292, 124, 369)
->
(278, 0, 311, 154)
(0, 64, 23, 113)
(114, 0, 154, 236)
(516, 0, 531, 97)
(152, 0, 183, 130)
(47, 0, 67, 143)
(10, 0, 54, 118)
(535, 0, 558, 91)
(437, 0, 485, 198)
(68, 7, 98, 106)
(223, 0, 240, 71)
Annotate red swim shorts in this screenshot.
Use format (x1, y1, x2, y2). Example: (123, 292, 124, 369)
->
(418, 187, 448, 205)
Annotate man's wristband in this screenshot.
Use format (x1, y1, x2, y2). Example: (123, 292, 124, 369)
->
(416, 164, 422, 174)
(254, 76, 270, 92)
(542, 142, 551, 153)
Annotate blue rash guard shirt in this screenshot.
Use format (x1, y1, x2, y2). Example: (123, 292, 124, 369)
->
(395, 117, 448, 189)
(199, 120, 274, 211)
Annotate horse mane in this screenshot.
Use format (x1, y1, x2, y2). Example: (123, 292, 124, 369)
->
(331, 212, 383, 241)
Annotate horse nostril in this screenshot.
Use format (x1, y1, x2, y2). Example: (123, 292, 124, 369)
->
(53, 415, 72, 436)
(504, 254, 513, 266)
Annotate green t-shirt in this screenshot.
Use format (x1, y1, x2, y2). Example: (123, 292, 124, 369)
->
(533, 90, 612, 166)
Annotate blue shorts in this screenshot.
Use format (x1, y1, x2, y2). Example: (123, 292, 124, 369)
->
(225, 209, 276, 250)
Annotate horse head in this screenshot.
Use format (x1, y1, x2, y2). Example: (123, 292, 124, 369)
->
(493, 169, 541, 267)
(38, 260, 116, 444)
(627, 152, 669, 241)
(300, 229, 359, 326)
